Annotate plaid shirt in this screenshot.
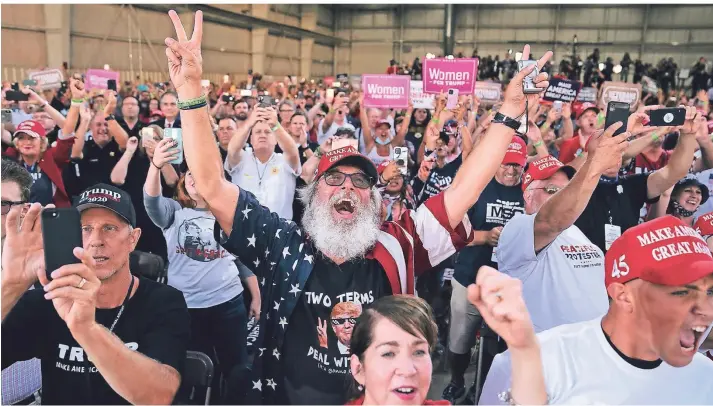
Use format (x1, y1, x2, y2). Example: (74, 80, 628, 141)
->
(220, 188, 472, 404)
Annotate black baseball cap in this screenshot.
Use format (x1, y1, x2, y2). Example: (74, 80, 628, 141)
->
(74, 183, 136, 227)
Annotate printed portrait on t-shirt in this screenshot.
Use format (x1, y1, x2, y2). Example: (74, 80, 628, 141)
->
(317, 301, 362, 355)
(176, 216, 223, 262)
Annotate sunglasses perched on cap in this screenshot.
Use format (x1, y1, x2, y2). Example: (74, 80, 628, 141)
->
(331, 317, 357, 326)
(1, 200, 27, 215)
(530, 185, 562, 195)
(323, 170, 374, 189)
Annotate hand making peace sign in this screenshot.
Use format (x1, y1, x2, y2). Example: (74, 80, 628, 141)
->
(165, 10, 204, 99)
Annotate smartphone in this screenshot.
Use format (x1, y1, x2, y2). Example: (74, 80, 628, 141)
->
(648, 107, 686, 127)
(23, 79, 37, 87)
(446, 89, 459, 109)
(326, 88, 335, 101)
(1, 109, 12, 124)
(240, 89, 252, 97)
(553, 100, 563, 113)
(517, 60, 540, 94)
(257, 95, 274, 108)
(221, 94, 234, 103)
(332, 138, 358, 150)
(140, 127, 154, 147)
(41, 207, 83, 281)
(393, 147, 408, 175)
(164, 128, 184, 165)
(107, 79, 117, 92)
(604, 101, 631, 137)
(4, 91, 29, 102)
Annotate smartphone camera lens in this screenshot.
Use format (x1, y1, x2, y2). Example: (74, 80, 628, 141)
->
(51, 212, 58, 218)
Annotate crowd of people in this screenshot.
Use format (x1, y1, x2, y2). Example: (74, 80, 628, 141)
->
(2, 8, 713, 406)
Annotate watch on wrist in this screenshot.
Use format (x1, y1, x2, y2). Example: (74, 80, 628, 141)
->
(105, 114, 116, 121)
(492, 112, 521, 131)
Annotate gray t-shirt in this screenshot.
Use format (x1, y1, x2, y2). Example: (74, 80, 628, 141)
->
(144, 192, 244, 308)
(496, 212, 608, 332)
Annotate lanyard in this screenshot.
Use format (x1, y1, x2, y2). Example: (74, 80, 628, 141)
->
(109, 276, 135, 333)
(253, 152, 275, 188)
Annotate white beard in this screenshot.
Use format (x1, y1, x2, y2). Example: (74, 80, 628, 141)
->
(302, 188, 382, 261)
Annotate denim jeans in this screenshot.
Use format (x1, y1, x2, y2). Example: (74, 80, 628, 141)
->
(188, 293, 248, 403)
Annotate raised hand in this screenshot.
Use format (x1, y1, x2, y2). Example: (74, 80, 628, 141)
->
(104, 90, 117, 116)
(1, 203, 46, 287)
(126, 136, 139, 154)
(69, 78, 86, 101)
(501, 44, 553, 118)
(466, 266, 536, 350)
(39, 247, 101, 335)
(316, 317, 328, 349)
(21, 86, 45, 104)
(165, 10, 204, 99)
(79, 104, 93, 123)
(679, 105, 703, 135)
(586, 122, 630, 175)
(152, 137, 180, 168)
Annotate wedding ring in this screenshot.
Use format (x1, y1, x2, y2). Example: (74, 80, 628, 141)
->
(77, 278, 87, 289)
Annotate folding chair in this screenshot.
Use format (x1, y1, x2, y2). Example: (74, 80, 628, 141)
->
(129, 250, 166, 283)
(179, 351, 214, 405)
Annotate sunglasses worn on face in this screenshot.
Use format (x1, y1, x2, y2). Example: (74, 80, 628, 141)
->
(531, 185, 562, 195)
(1, 200, 26, 215)
(331, 317, 357, 326)
(323, 171, 374, 189)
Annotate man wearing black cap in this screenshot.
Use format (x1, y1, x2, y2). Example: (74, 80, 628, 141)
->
(164, 10, 553, 404)
(1, 183, 190, 405)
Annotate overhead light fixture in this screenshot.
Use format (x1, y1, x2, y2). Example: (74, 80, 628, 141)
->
(613, 64, 622, 74)
(103, 64, 110, 70)
(426, 53, 435, 59)
(671, 41, 679, 46)
(220, 47, 226, 52)
(578, 61, 584, 66)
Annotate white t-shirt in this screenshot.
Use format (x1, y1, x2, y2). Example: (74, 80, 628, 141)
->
(480, 318, 713, 405)
(225, 150, 301, 220)
(316, 119, 355, 145)
(496, 213, 608, 332)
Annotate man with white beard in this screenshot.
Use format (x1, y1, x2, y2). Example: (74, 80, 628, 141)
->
(162, 9, 552, 404)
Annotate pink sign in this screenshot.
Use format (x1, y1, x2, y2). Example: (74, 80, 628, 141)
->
(361, 74, 410, 108)
(422, 58, 478, 94)
(85, 69, 120, 90)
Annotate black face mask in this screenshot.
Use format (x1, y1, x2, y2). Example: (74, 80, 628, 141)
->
(672, 201, 696, 218)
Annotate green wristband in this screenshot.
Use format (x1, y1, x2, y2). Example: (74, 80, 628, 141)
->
(431, 118, 440, 125)
(651, 132, 660, 142)
(271, 123, 280, 132)
(177, 94, 208, 110)
(533, 140, 544, 148)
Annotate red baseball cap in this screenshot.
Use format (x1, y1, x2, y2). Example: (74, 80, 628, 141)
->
(150, 109, 165, 118)
(315, 146, 378, 182)
(605, 216, 713, 288)
(694, 212, 713, 237)
(12, 120, 46, 139)
(521, 155, 576, 191)
(502, 136, 527, 167)
(575, 102, 600, 120)
(376, 160, 390, 176)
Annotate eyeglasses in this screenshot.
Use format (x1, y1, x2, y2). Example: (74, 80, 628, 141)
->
(1, 200, 27, 215)
(280, 108, 295, 113)
(331, 317, 357, 326)
(323, 171, 374, 189)
(530, 185, 562, 195)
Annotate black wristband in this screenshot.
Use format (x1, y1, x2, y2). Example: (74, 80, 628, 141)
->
(151, 161, 163, 170)
(492, 112, 521, 131)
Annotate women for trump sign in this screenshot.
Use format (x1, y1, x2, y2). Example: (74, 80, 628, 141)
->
(423, 58, 478, 94)
(361, 75, 410, 108)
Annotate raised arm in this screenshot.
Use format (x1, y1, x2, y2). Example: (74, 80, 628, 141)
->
(104, 91, 128, 150)
(110, 138, 138, 185)
(360, 94, 376, 154)
(24, 87, 66, 129)
(165, 9, 239, 235)
(393, 102, 413, 147)
(226, 108, 257, 170)
(444, 45, 553, 229)
(693, 119, 713, 172)
(560, 103, 574, 140)
(646, 108, 701, 199)
(268, 107, 301, 172)
(61, 78, 85, 137)
(533, 123, 629, 252)
(71, 105, 92, 159)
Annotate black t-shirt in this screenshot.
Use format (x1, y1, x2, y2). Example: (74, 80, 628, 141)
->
(454, 178, 524, 287)
(1, 277, 190, 405)
(282, 254, 392, 405)
(413, 154, 463, 206)
(117, 118, 146, 140)
(63, 139, 122, 200)
(24, 162, 54, 205)
(575, 174, 658, 253)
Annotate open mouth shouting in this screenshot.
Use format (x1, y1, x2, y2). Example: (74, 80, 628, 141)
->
(392, 386, 418, 401)
(333, 198, 356, 219)
(680, 324, 708, 353)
